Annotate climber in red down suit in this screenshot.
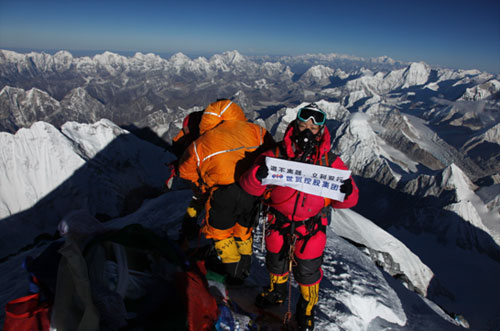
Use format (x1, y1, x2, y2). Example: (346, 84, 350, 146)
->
(239, 103, 359, 330)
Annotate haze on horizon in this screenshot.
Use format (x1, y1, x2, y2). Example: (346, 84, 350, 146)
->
(0, 0, 499, 74)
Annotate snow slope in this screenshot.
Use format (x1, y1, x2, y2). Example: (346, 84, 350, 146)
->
(0, 190, 466, 330)
(0, 120, 173, 259)
(330, 209, 434, 297)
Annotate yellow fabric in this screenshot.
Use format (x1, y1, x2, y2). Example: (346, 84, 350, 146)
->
(299, 283, 319, 316)
(214, 237, 240, 264)
(235, 237, 253, 256)
(186, 206, 197, 218)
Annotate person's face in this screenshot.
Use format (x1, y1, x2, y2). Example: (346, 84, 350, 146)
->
(297, 119, 321, 135)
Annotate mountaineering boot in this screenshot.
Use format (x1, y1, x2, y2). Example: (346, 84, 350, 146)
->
(295, 283, 319, 331)
(234, 236, 253, 280)
(225, 253, 251, 286)
(255, 273, 288, 308)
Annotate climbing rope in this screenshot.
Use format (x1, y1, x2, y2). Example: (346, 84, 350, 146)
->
(283, 233, 298, 326)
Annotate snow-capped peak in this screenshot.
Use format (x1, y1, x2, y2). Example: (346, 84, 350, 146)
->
(332, 112, 403, 187)
(93, 51, 127, 64)
(460, 79, 500, 101)
(299, 65, 335, 85)
(441, 163, 476, 198)
(221, 50, 246, 64)
(402, 62, 431, 88)
(169, 52, 191, 65)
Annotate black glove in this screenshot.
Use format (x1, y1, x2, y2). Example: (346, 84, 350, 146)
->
(255, 163, 269, 182)
(180, 214, 200, 240)
(340, 178, 353, 198)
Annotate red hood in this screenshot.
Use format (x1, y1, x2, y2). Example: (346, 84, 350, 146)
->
(282, 120, 331, 160)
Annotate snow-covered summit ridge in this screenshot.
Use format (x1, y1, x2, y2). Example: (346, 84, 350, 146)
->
(459, 79, 500, 101)
(0, 118, 172, 225)
(462, 123, 500, 152)
(331, 209, 434, 296)
(0, 121, 84, 218)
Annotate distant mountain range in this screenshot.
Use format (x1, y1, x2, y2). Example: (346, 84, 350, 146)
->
(1, 49, 500, 329)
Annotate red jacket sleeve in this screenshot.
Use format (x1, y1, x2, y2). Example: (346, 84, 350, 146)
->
(330, 156, 359, 209)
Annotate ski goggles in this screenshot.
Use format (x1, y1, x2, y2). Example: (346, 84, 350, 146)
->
(297, 106, 326, 126)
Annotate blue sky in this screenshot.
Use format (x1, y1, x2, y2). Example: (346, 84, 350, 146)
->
(1, 0, 499, 73)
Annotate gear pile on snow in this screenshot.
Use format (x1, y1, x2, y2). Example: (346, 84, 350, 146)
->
(2, 210, 231, 331)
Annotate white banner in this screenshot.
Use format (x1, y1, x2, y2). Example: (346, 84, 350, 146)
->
(261, 156, 351, 202)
